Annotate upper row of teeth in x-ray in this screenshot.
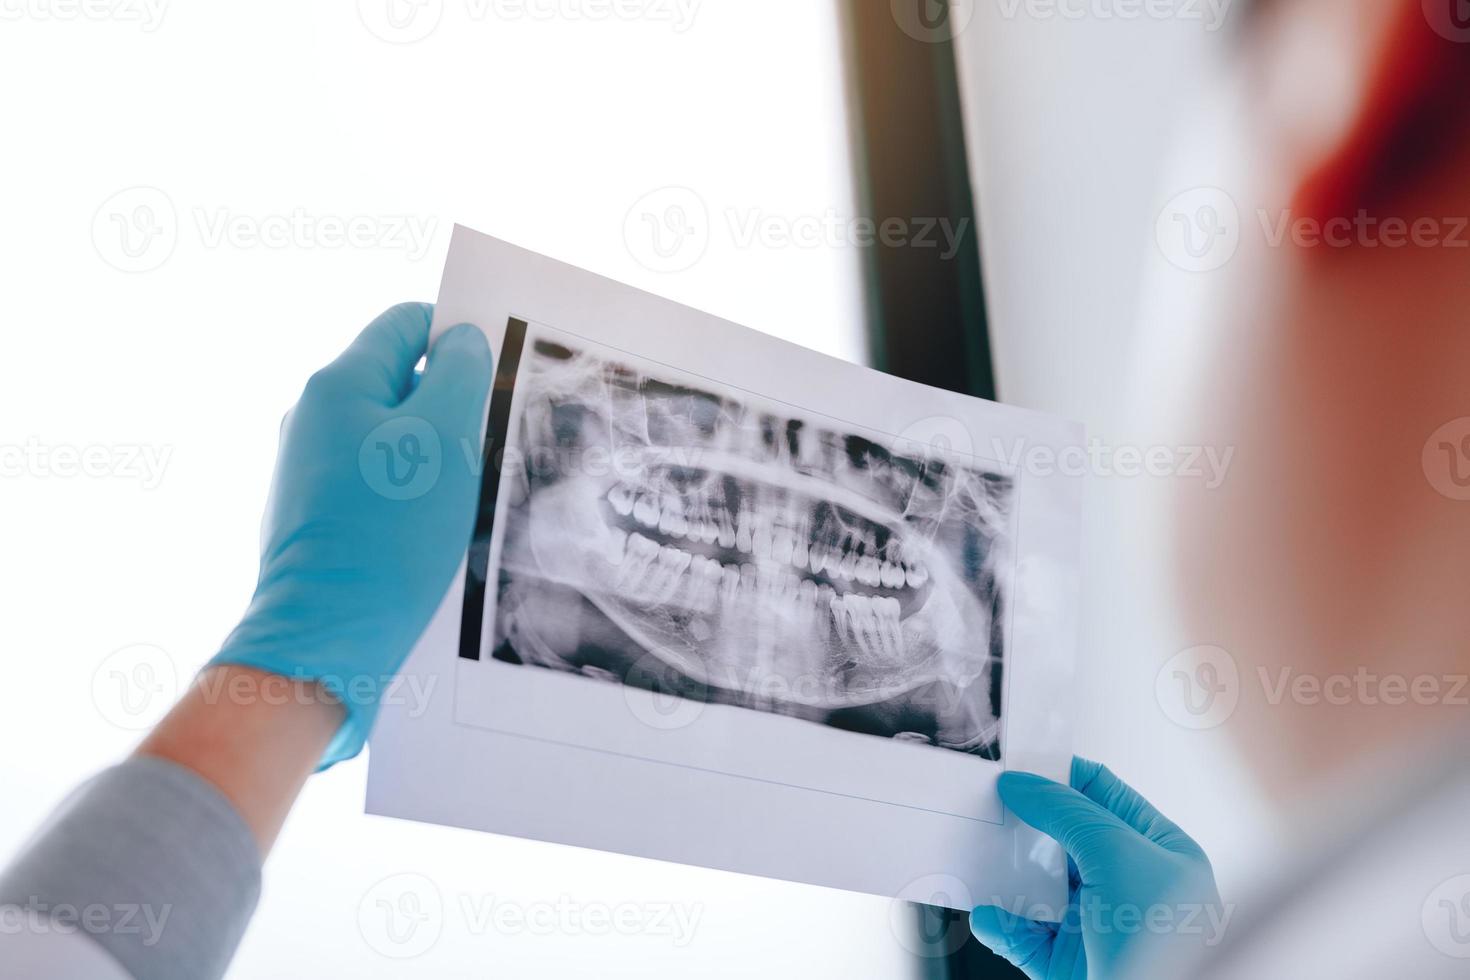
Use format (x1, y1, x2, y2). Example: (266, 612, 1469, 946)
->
(605, 483, 930, 590)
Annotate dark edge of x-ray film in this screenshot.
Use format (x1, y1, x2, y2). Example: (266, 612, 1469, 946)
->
(482, 336, 1012, 761)
(458, 317, 529, 661)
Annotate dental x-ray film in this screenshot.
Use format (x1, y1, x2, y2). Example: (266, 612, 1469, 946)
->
(475, 325, 1011, 760)
(367, 227, 1082, 917)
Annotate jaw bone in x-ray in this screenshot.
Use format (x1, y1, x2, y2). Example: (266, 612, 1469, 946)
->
(491, 338, 1014, 759)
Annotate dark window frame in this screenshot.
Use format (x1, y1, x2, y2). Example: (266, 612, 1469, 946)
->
(839, 4, 1022, 978)
(839, 0, 996, 402)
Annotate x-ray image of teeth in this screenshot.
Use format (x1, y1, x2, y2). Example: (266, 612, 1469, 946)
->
(487, 336, 1015, 760)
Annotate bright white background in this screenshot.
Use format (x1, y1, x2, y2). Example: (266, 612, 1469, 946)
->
(0, 0, 1280, 977)
(0, 2, 921, 978)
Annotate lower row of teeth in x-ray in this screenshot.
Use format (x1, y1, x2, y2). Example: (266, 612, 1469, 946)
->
(491, 336, 1011, 758)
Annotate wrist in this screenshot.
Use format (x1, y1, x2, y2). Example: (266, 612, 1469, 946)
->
(212, 607, 403, 767)
(137, 665, 343, 853)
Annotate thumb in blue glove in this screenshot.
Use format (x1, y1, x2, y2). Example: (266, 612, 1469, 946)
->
(970, 758, 1227, 979)
(210, 302, 493, 768)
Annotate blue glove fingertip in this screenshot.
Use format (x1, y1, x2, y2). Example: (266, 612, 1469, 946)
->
(969, 903, 1023, 939)
(997, 770, 1054, 801)
(970, 904, 1054, 978)
(1070, 756, 1105, 788)
(417, 323, 493, 403)
(433, 322, 492, 364)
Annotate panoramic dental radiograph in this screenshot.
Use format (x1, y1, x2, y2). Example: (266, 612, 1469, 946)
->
(488, 337, 1014, 759)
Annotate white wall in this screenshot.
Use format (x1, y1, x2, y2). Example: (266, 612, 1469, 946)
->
(951, 1, 1277, 902)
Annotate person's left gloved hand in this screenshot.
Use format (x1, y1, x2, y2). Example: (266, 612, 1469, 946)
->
(970, 758, 1226, 980)
(210, 302, 493, 768)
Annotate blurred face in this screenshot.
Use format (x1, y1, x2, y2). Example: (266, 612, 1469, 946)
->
(1171, 0, 1470, 799)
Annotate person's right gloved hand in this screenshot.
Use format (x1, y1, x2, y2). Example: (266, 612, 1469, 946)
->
(210, 302, 493, 769)
(970, 758, 1225, 980)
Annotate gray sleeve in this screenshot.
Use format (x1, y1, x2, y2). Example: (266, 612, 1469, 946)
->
(0, 756, 262, 980)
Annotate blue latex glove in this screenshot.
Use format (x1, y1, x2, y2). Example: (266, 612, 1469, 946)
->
(970, 758, 1224, 979)
(211, 303, 492, 768)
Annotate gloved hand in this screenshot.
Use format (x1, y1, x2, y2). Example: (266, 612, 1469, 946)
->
(970, 758, 1224, 980)
(210, 303, 493, 768)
